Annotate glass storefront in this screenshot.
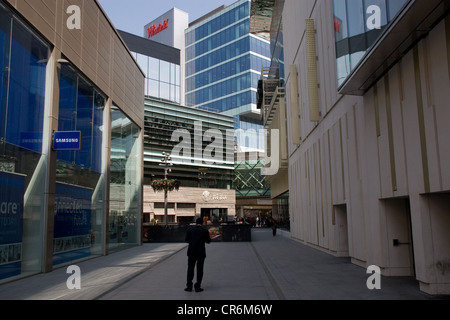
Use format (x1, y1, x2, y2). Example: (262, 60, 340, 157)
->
(0, 3, 49, 280)
(0, 1, 144, 281)
(109, 108, 141, 251)
(53, 63, 106, 266)
(333, 0, 409, 86)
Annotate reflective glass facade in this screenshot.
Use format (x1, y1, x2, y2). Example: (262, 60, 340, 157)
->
(0, 2, 49, 279)
(0, 0, 144, 282)
(133, 52, 181, 104)
(185, 0, 271, 201)
(185, 0, 270, 117)
(109, 108, 141, 251)
(143, 98, 235, 190)
(333, 0, 408, 86)
(54, 64, 106, 265)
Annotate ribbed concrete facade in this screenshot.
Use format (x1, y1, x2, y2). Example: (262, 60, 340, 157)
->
(283, 0, 450, 295)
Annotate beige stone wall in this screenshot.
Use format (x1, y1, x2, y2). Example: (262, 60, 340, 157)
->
(283, 0, 450, 294)
(144, 186, 236, 220)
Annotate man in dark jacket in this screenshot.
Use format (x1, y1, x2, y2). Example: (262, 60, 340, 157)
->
(185, 217, 212, 292)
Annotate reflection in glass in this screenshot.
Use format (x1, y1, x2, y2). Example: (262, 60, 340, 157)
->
(134, 53, 180, 104)
(333, 0, 408, 86)
(136, 53, 149, 78)
(109, 108, 141, 252)
(54, 63, 106, 266)
(160, 60, 170, 83)
(5, 19, 48, 153)
(0, 3, 50, 280)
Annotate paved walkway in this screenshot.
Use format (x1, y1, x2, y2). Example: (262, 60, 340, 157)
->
(0, 229, 446, 300)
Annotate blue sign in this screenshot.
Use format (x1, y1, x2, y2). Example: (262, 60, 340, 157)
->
(0, 172, 24, 280)
(53, 131, 82, 151)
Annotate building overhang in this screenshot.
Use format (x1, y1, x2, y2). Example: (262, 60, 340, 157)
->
(339, 0, 449, 96)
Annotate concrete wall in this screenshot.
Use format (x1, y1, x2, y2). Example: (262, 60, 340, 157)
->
(283, 0, 450, 295)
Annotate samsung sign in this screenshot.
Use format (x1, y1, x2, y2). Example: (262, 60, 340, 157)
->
(53, 131, 82, 151)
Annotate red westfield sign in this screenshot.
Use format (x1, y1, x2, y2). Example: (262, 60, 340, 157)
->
(147, 19, 169, 38)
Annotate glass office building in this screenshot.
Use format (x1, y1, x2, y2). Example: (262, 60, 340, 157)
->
(185, 0, 270, 132)
(185, 0, 272, 203)
(0, 0, 144, 282)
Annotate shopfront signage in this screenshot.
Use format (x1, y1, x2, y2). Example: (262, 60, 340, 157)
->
(202, 191, 229, 202)
(53, 131, 82, 151)
(53, 183, 92, 266)
(0, 171, 24, 280)
(147, 19, 169, 38)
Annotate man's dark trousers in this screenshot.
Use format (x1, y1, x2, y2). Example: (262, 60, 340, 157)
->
(187, 256, 205, 291)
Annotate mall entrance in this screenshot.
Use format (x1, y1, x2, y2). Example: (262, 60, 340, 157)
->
(201, 208, 228, 224)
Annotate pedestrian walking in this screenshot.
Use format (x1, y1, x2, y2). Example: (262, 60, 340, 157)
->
(185, 217, 212, 292)
(272, 221, 278, 237)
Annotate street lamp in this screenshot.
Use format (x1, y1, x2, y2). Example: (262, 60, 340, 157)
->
(159, 152, 173, 226)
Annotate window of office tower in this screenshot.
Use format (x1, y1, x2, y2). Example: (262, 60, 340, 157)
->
(184, 0, 266, 112)
(333, 0, 409, 87)
(0, 2, 49, 281)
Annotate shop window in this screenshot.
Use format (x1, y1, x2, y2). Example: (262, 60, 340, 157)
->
(54, 62, 106, 266)
(177, 203, 196, 209)
(154, 202, 175, 209)
(0, 3, 50, 281)
(57, 64, 104, 173)
(2, 12, 48, 154)
(109, 107, 141, 251)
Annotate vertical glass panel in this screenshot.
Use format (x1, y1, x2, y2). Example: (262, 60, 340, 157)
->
(334, 0, 350, 86)
(175, 64, 180, 86)
(92, 91, 105, 173)
(388, 0, 408, 20)
(0, 6, 11, 142)
(346, 0, 366, 69)
(75, 76, 94, 170)
(57, 68, 77, 164)
(364, 0, 388, 46)
(148, 79, 159, 99)
(109, 108, 141, 252)
(160, 82, 170, 101)
(148, 57, 159, 81)
(175, 85, 181, 104)
(160, 60, 170, 83)
(0, 6, 49, 281)
(54, 63, 105, 266)
(136, 53, 148, 78)
(5, 19, 48, 153)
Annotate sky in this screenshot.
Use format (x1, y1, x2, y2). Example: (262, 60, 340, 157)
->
(98, 0, 239, 36)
